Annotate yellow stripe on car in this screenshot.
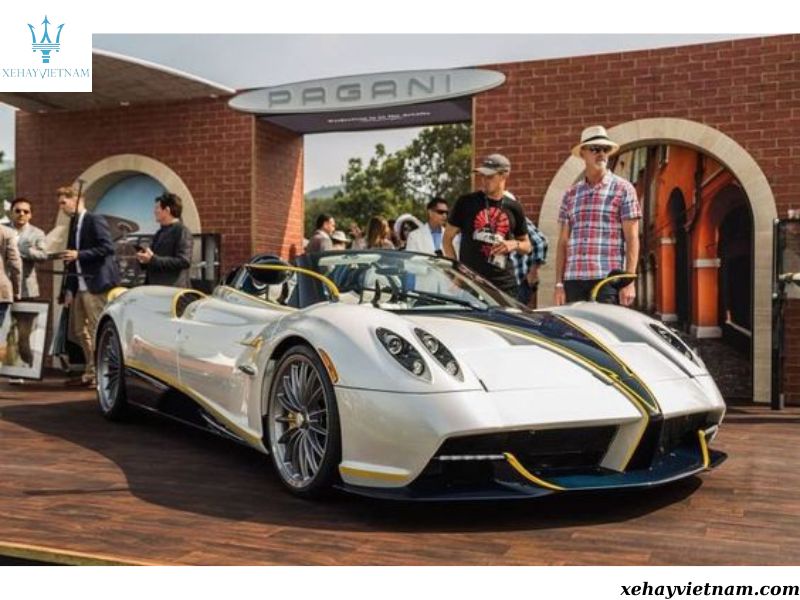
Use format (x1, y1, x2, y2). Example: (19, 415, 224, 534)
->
(590, 273, 637, 302)
(339, 465, 408, 482)
(552, 313, 660, 414)
(503, 452, 565, 491)
(169, 288, 207, 319)
(697, 430, 711, 469)
(245, 264, 340, 299)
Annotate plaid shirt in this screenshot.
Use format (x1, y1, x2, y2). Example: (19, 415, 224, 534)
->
(510, 217, 548, 286)
(558, 172, 641, 280)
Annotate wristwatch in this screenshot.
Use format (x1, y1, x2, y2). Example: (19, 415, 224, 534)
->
(555, 282, 564, 288)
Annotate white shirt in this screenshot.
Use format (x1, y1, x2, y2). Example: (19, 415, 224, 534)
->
(405, 224, 438, 255)
(406, 224, 460, 259)
(74, 209, 88, 292)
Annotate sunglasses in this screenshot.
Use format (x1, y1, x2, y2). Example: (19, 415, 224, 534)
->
(432, 209, 449, 215)
(13, 208, 31, 214)
(585, 145, 611, 154)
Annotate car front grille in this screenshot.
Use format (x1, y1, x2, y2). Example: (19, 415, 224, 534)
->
(627, 411, 715, 469)
(434, 425, 618, 471)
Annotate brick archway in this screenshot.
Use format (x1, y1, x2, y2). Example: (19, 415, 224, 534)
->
(60, 154, 202, 233)
(49, 155, 202, 328)
(539, 118, 777, 404)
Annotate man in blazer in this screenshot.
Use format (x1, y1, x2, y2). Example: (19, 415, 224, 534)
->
(405, 197, 450, 256)
(9, 197, 48, 368)
(136, 192, 193, 288)
(0, 223, 22, 327)
(57, 184, 121, 387)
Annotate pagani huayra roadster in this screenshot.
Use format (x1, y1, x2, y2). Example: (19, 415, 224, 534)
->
(96, 250, 725, 500)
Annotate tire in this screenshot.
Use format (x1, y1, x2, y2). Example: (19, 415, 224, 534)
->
(266, 344, 341, 498)
(96, 320, 128, 421)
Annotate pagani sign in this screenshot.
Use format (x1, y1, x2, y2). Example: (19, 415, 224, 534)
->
(229, 69, 506, 114)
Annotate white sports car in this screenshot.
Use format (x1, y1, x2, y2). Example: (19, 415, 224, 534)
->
(95, 250, 726, 500)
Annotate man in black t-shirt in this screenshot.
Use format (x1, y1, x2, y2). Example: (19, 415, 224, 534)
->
(443, 153, 531, 295)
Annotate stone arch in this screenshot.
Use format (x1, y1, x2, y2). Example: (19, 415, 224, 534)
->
(65, 154, 201, 233)
(50, 155, 202, 327)
(539, 118, 777, 404)
(50, 154, 201, 239)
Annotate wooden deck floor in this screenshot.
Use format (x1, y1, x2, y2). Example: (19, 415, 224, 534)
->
(1, 375, 799, 566)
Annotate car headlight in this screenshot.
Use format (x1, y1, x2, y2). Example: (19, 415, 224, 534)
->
(414, 328, 463, 381)
(376, 327, 429, 379)
(649, 323, 703, 367)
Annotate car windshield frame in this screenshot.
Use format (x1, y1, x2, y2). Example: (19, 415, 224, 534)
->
(295, 249, 526, 312)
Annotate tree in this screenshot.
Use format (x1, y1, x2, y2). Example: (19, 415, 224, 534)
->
(332, 144, 416, 231)
(0, 151, 14, 208)
(401, 123, 472, 203)
(304, 124, 472, 236)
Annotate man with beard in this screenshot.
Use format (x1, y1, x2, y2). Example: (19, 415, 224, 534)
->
(553, 126, 641, 306)
(443, 154, 531, 295)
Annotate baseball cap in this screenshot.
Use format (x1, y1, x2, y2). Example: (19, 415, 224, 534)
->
(474, 153, 511, 176)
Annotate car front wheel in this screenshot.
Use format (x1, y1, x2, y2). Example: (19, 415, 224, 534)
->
(96, 320, 128, 420)
(266, 345, 341, 498)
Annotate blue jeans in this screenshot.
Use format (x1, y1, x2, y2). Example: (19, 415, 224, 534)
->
(516, 280, 538, 305)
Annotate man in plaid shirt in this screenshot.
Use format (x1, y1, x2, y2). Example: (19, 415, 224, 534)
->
(554, 125, 641, 306)
(505, 191, 548, 306)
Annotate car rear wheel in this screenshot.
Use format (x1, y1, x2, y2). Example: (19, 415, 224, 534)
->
(96, 321, 128, 420)
(266, 345, 341, 498)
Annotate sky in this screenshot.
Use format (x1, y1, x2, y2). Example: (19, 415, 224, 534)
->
(0, 33, 754, 191)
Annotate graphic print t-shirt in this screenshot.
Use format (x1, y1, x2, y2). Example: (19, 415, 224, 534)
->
(448, 191, 526, 290)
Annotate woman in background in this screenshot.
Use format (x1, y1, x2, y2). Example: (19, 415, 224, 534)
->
(366, 216, 395, 249)
(393, 213, 423, 250)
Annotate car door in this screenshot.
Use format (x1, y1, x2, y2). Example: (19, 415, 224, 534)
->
(176, 292, 287, 435)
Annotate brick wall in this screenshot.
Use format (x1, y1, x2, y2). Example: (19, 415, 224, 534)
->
(252, 120, 304, 260)
(15, 97, 258, 302)
(473, 34, 800, 403)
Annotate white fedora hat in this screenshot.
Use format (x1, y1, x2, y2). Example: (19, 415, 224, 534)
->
(331, 230, 351, 244)
(571, 125, 620, 157)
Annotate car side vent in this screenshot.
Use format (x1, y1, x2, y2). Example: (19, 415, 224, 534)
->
(173, 290, 206, 318)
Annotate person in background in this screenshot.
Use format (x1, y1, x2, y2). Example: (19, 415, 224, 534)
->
(499, 191, 548, 307)
(136, 192, 193, 288)
(553, 125, 641, 306)
(405, 198, 449, 256)
(57, 184, 120, 388)
(365, 216, 395, 249)
(0, 223, 22, 328)
(393, 213, 423, 251)
(510, 215, 549, 307)
(387, 218, 401, 249)
(347, 223, 364, 250)
(330, 230, 351, 250)
(307, 214, 336, 253)
(8, 197, 48, 369)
